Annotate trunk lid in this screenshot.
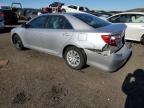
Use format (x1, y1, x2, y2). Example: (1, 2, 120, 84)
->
(97, 23, 126, 54)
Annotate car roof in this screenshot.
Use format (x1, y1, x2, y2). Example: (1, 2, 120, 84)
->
(40, 12, 88, 16)
(66, 5, 84, 8)
(107, 12, 144, 19)
(112, 12, 144, 16)
(117, 12, 144, 15)
(38, 13, 88, 20)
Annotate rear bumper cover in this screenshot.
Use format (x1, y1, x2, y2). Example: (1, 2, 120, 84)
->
(85, 42, 132, 72)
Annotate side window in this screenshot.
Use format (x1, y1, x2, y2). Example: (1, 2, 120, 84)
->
(79, 7, 84, 11)
(28, 16, 47, 28)
(73, 6, 77, 9)
(131, 14, 144, 23)
(119, 15, 131, 23)
(108, 15, 131, 23)
(68, 5, 77, 10)
(108, 15, 121, 23)
(45, 15, 73, 29)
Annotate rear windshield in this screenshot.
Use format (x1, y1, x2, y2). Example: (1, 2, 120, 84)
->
(73, 13, 111, 28)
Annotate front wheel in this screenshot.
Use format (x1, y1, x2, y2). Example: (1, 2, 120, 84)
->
(141, 36, 144, 45)
(12, 34, 25, 50)
(64, 46, 86, 70)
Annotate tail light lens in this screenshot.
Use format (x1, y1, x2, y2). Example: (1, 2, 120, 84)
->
(101, 35, 109, 44)
(111, 36, 116, 46)
(0, 13, 4, 17)
(0, 13, 7, 17)
(101, 35, 116, 46)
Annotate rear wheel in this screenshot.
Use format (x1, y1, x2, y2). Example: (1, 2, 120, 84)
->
(141, 35, 144, 45)
(12, 34, 25, 50)
(64, 46, 86, 70)
(61, 9, 66, 13)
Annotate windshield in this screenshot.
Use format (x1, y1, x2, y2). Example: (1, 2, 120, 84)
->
(73, 13, 111, 28)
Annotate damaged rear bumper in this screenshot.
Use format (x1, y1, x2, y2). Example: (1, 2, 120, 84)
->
(85, 42, 132, 72)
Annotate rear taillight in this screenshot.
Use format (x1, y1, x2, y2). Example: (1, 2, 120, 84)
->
(101, 35, 116, 46)
(0, 13, 4, 17)
(101, 35, 109, 44)
(111, 36, 116, 46)
(0, 13, 7, 17)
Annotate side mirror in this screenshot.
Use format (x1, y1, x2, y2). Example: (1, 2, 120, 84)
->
(22, 22, 30, 28)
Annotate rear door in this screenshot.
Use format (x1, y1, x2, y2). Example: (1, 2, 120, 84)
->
(43, 15, 73, 55)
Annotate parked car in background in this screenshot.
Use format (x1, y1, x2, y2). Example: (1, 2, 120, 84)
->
(26, 11, 38, 21)
(49, 2, 64, 13)
(0, 6, 18, 25)
(41, 7, 53, 14)
(61, 5, 90, 13)
(107, 12, 144, 45)
(11, 2, 22, 19)
(0, 16, 4, 29)
(20, 8, 38, 20)
(11, 13, 132, 71)
(99, 14, 112, 20)
(49, 2, 64, 7)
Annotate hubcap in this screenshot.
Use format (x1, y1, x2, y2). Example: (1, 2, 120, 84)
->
(66, 50, 80, 67)
(14, 37, 21, 49)
(16, 40, 21, 48)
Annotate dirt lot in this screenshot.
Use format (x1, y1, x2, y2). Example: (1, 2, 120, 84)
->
(0, 27, 144, 108)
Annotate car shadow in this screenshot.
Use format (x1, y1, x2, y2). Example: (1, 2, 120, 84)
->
(126, 40, 140, 44)
(122, 69, 144, 108)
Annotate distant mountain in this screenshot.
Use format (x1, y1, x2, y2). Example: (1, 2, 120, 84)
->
(127, 8, 144, 12)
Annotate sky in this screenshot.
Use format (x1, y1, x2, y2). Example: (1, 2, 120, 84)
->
(0, 0, 144, 11)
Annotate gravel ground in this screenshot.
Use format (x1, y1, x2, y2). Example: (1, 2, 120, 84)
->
(0, 29, 144, 108)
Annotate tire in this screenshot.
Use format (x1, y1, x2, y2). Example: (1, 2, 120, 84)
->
(141, 35, 144, 45)
(64, 46, 86, 70)
(61, 9, 66, 13)
(12, 34, 25, 50)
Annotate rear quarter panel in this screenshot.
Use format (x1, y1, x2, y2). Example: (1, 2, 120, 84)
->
(63, 32, 106, 50)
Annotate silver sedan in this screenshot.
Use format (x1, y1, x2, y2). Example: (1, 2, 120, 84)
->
(11, 13, 132, 71)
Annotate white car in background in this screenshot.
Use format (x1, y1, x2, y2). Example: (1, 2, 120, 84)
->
(107, 12, 144, 45)
(61, 5, 90, 13)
